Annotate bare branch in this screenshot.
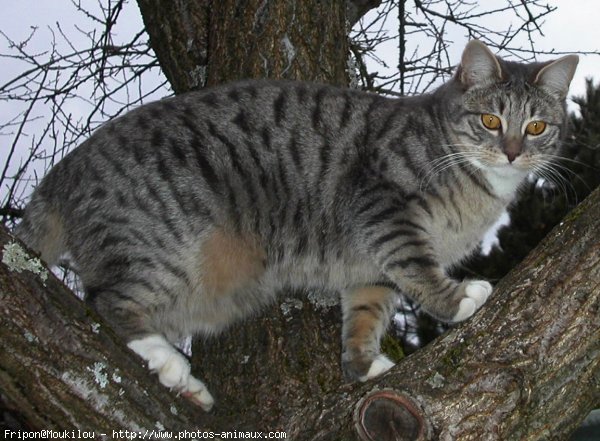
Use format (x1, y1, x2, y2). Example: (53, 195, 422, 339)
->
(349, 0, 592, 96)
(0, 0, 167, 217)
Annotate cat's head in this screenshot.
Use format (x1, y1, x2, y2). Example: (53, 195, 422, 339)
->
(447, 40, 578, 175)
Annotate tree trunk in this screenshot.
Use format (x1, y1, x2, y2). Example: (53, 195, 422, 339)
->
(136, 0, 211, 94)
(137, 0, 353, 89)
(204, 0, 349, 86)
(138, 0, 355, 433)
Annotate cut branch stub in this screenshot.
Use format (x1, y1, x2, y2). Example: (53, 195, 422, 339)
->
(354, 389, 428, 441)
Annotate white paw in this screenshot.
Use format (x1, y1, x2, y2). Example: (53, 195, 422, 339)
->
(183, 376, 215, 412)
(127, 334, 215, 411)
(452, 280, 493, 322)
(128, 335, 176, 372)
(453, 297, 477, 322)
(158, 352, 191, 389)
(465, 280, 492, 306)
(359, 354, 395, 382)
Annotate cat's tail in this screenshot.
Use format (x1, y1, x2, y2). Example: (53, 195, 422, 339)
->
(14, 192, 67, 267)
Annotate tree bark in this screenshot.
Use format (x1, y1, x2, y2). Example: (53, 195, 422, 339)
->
(137, 0, 371, 90)
(204, 0, 349, 86)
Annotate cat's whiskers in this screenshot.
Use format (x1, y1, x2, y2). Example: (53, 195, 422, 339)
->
(535, 153, 596, 195)
(536, 153, 590, 190)
(530, 166, 570, 204)
(419, 148, 484, 192)
(529, 158, 579, 205)
(539, 153, 593, 169)
(420, 156, 468, 192)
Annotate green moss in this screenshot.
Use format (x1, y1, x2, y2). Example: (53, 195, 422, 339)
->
(380, 334, 405, 363)
(439, 341, 468, 373)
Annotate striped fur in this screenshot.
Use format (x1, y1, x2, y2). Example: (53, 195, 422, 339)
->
(16, 41, 577, 409)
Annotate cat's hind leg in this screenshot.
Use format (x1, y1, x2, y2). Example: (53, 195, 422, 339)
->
(89, 226, 267, 412)
(89, 285, 216, 411)
(341, 286, 397, 382)
(127, 334, 214, 411)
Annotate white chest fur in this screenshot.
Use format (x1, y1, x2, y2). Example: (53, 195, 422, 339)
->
(483, 166, 528, 201)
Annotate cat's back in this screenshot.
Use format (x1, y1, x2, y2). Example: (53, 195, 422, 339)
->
(31, 79, 398, 236)
(41, 79, 386, 185)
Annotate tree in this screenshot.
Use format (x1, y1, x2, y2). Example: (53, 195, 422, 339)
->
(1, 1, 598, 439)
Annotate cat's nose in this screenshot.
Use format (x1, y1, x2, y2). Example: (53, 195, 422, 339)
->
(502, 137, 522, 163)
(505, 150, 520, 163)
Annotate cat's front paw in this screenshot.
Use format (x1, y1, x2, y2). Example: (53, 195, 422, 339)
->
(157, 352, 214, 411)
(452, 280, 492, 322)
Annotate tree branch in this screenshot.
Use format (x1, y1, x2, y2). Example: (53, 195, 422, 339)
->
(323, 186, 600, 439)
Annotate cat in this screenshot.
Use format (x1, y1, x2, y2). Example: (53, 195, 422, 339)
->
(15, 40, 578, 411)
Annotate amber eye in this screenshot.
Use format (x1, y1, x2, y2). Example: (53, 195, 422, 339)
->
(481, 114, 502, 130)
(525, 120, 546, 136)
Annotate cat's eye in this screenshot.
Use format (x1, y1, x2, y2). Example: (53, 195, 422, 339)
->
(481, 114, 501, 130)
(525, 120, 546, 136)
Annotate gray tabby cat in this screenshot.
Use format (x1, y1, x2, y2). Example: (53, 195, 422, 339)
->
(16, 40, 578, 411)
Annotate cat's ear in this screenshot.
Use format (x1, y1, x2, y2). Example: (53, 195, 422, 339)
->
(458, 40, 502, 88)
(534, 55, 579, 100)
